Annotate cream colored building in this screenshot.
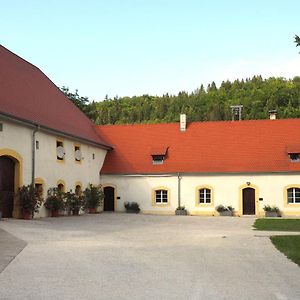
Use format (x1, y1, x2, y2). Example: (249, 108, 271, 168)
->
(1, 45, 300, 218)
(0, 45, 111, 218)
(97, 118, 300, 217)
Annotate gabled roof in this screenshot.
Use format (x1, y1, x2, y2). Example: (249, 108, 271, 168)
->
(0, 45, 111, 149)
(97, 119, 300, 174)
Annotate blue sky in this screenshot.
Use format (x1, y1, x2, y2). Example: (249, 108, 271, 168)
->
(1, 0, 300, 100)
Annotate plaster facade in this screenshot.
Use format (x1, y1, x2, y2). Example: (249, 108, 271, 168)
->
(101, 173, 300, 216)
(0, 118, 107, 217)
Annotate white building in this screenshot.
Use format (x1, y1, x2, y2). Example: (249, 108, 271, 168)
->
(0, 45, 111, 218)
(97, 117, 300, 217)
(1, 45, 300, 218)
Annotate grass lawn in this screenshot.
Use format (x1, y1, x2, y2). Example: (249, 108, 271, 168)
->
(253, 218, 300, 231)
(270, 235, 300, 266)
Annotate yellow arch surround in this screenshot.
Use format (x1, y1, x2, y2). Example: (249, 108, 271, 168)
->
(74, 181, 83, 195)
(102, 184, 117, 211)
(283, 184, 300, 209)
(238, 183, 261, 216)
(152, 186, 171, 207)
(195, 185, 214, 207)
(57, 179, 66, 192)
(35, 177, 45, 198)
(0, 148, 23, 191)
(0, 148, 23, 218)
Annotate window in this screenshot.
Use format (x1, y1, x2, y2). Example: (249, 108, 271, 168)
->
(199, 188, 211, 204)
(195, 186, 214, 207)
(75, 184, 82, 196)
(74, 145, 81, 162)
(287, 187, 300, 203)
(152, 155, 164, 165)
(289, 153, 299, 162)
(56, 140, 65, 161)
(36, 140, 39, 150)
(155, 189, 168, 204)
(57, 183, 65, 192)
(35, 183, 43, 198)
(92, 153, 95, 160)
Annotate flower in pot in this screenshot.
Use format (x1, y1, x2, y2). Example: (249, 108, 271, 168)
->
(44, 187, 65, 217)
(263, 205, 280, 217)
(175, 205, 188, 215)
(65, 190, 83, 216)
(84, 184, 104, 214)
(216, 205, 234, 216)
(17, 184, 43, 220)
(124, 201, 140, 213)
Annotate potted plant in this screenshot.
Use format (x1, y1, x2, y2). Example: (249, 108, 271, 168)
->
(175, 205, 188, 215)
(124, 201, 140, 213)
(84, 184, 104, 214)
(17, 184, 43, 220)
(44, 187, 65, 217)
(263, 205, 280, 217)
(65, 190, 84, 216)
(216, 205, 234, 216)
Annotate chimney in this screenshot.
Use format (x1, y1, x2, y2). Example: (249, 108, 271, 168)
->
(269, 110, 277, 120)
(180, 114, 186, 132)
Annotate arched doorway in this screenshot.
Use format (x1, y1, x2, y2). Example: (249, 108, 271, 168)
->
(242, 188, 256, 215)
(104, 186, 115, 211)
(0, 156, 15, 217)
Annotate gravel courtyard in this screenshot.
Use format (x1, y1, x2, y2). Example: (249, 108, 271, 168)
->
(0, 214, 299, 300)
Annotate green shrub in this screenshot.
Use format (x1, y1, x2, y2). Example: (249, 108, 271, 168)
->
(18, 184, 43, 214)
(124, 201, 140, 213)
(84, 184, 104, 209)
(44, 187, 65, 211)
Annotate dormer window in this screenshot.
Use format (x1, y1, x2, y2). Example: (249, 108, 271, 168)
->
(152, 155, 164, 165)
(290, 153, 300, 162)
(151, 147, 168, 165)
(286, 145, 300, 163)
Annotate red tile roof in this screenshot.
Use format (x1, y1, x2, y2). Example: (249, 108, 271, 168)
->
(0, 45, 110, 149)
(97, 119, 300, 174)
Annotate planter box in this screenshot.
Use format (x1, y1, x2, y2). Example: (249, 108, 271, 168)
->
(219, 211, 233, 216)
(265, 211, 279, 217)
(126, 209, 140, 214)
(175, 209, 188, 216)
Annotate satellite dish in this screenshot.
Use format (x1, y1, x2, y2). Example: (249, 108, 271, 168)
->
(56, 146, 65, 159)
(75, 149, 82, 161)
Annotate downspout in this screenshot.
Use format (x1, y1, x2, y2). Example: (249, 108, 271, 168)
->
(177, 173, 182, 208)
(32, 125, 40, 185)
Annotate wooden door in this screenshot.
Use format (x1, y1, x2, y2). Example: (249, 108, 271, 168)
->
(242, 188, 255, 215)
(0, 156, 15, 218)
(104, 187, 115, 211)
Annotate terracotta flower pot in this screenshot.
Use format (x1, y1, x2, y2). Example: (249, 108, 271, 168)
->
(88, 208, 96, 214)
(23, 210, 32, 220)
(51, 210, 59, 217)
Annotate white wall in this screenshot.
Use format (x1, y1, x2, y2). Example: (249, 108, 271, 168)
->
(0, 118, 107, 217)
(101, 173, 300, 216)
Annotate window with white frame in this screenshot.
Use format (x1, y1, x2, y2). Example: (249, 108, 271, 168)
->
(199, 188, 211, 204)
(287, 187, 300, 203)
(155, 189, 168, 204)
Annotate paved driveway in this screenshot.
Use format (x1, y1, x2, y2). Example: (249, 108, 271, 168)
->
(0, 214, 299, 300)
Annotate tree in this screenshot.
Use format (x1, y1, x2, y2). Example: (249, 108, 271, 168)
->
(61, 86, 89, 111)
(295, 35, 300, 47)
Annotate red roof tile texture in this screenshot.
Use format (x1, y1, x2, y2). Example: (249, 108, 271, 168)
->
(97, 119, 300, 174)
(0, 45, 110, 148)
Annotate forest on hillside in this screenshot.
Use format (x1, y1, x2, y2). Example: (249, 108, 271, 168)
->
(62, 76, 300, 125)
